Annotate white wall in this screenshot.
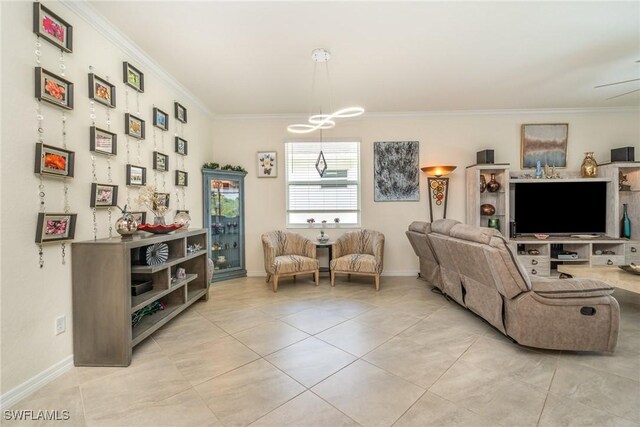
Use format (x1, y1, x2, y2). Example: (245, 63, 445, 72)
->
(1, 1, 212, 395)
(212, 110, 639, 276)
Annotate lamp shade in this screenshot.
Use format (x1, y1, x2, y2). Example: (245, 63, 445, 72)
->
(421, 165, 457, 177)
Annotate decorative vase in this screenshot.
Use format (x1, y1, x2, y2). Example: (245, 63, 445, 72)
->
(581, 152, 598, 177)
(487, 218, 501, 231)
(480, 204, 496, 216)
(487, 173, 501, 192)
(115, 212, 138, 239)
(621, 203, 631, 239)
(153, 216, 166, 225)
(317, 230, 330, 244)
(480, 175, 487, 193)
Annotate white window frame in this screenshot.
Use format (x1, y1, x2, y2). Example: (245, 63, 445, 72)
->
(285, 139, 361, 228)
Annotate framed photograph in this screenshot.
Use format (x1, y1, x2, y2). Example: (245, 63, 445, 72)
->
(90, 126, 117, 156)
(374, 141, 420, 201)
(153, 151, 169, 172)
(153, 193, 170, 211)
(130, 211, 147, 225)
(33, 2, 73, 53)
(90, 183, 118, 208)
(126, 164, 147, 186)
(175, 170, 188, 187)
(34, 143, 75, 178)
(174, 102, 187, 123)
(88, 73, 116, 108)
(125, 113, 145, 140)
(35, 67, 74, 110)
(257, 151, 277, 178)
(175, 137, 188, 155)
(122, 62, 144, 92)
(35, 213, 77, 244)
(153, 107, 169, 131)
(521, 124, 569, 168)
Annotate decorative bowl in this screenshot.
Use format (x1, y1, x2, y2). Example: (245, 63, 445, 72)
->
(534, 234, 549, 240)
(137, 223, 182, 234)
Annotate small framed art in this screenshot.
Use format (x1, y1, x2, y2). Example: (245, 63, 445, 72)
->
(130, 211, 147, 225)
(153, 107, 169, 131)
(35, 212, 77, 244)
(123, 62, 144, 92)
(175, 137, 188, 155)
(175, 170, 188, 187)
(90, 183, 118, 208)
(153, 193, 170, 211)
(35, 67, 74, 110)
(90, 126, 117, 156)
(34, 143, 75, 178)
(125, 113, 145, 140)
(126, 164, 147, 186)
(257, 151, 277, 178)
(174, 102, 187, 123)
(33, 2, 73, 53)
(521, 124, 569, 168)
(153, 151, 169, 172)
(88, 73, 116, 108)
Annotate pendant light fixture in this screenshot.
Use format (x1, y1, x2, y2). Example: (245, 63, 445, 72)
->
(287, 48, 364, 134)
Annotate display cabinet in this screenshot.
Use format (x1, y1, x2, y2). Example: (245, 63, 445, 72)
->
(202, 168, 247, 281)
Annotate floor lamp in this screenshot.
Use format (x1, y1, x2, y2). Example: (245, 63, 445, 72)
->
(421, 166, 457, 222)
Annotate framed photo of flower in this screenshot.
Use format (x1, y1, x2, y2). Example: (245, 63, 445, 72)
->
(33, 2, 73, 53)
(34, 143, 75, 178)
(88, 73, 116, 108)
(153, 107, 169, 131)
(153, 151, 169, 172)
(174, 102, 187, 123)
(35, 213, 77, 244)
(35, 67, 73, 110)
(130, 211, 147, 225)
(175, 137, 188, 155)
(90, 183, 118, 208)
(175, 170, 188, 187)
(125, 113, 145, 140)
(153, 193, 170, 211)
(90, 126, 117, 156)
(257, 151, 277, 178)
(126, 164, 147, 186)
(123, 62, 144, 92)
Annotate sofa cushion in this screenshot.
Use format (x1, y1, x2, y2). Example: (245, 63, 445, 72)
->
(408, 221, 430, 234)
(532, 278, 614, 298)
(450, 223, 502, 245)
(331, 254, 380, 274)
(430, 219, 461, 236)
(272, 255, 318, 275)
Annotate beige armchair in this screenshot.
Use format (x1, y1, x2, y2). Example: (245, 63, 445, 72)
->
(330, 230, 385, 290)
(262, 231, 319, 292)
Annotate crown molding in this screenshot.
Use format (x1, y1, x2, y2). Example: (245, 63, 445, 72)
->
(61, 0, 213, 118)
(213, 106, 640, 121)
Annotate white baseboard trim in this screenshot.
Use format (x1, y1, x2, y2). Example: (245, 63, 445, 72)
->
(0, 355, 74, 410)
(247, 271, 418, 277)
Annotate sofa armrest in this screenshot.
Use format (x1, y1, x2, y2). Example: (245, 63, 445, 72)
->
(303, 238, 316, 259)
(262, 239, 277, 274)
(532, 278, 614, 299)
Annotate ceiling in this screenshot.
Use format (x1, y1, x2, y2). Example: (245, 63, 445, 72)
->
(90, 1, 640, 115)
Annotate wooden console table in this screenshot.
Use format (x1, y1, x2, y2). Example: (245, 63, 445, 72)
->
(557, 265, 640, 294)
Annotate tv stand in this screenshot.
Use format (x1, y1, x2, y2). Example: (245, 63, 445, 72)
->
(569, 234, 601, 239)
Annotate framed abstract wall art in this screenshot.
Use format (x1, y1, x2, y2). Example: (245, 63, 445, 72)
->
(35, 213, 77, 244)
(34, 143, 75, 178)
(373, 141, 420, 201)
(33, 2, 73, 53)
(35, 67, 74, 110)
(123, 62, 144, 92)
(88, 73, 116, 108)
(521, 124, 568, 168)
(90, 126, 117, 156)
(125, 113, 145, 140)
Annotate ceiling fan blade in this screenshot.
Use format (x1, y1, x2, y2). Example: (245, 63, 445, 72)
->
(607, 88, 640, 100)
(594, 78, 640, 88)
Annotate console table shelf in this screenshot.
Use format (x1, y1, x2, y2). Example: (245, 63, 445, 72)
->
(71, 229, 209, 367)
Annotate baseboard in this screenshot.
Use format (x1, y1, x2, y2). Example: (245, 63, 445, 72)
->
(0, 355, 74, 410)
(247, 270, 419, 277)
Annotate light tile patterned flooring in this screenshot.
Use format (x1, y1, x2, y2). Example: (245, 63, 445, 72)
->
(8, 276, 640, 426)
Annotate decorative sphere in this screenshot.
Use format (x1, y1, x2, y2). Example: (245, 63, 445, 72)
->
(174, 211, 191, 229)
(116, 212, 139, 239)
(480, 204, 496, 216)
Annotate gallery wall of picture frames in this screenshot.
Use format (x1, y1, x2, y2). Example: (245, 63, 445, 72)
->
(30, 1, 192, 266)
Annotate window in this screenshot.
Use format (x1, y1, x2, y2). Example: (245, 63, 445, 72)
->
(285, 141, 360, 226)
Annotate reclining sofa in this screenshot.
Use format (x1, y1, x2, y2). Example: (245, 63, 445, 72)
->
(406, 219, 619, 352)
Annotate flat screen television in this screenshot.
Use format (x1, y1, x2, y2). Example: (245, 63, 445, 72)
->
(513, 182, 607, 235)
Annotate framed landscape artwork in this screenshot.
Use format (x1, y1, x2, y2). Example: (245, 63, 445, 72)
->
(34, 143, 75, 178)
(125, 113, 145, 140)
(174, 102, 187, 123)
(90, 183, 118, 208)
(88, 73, 116, 108)
(521, 124, 568, 168)
(35, 212, 77, 244)
(126, 164, 146, 186)
(257, 151, 277, 178)
(33, 2, 73, 53)
(175, 137, 188, 155)
(153, 107, 169, 131)
(35, 67, 74, 110)
(123, 62, 144, 92)
(373, 141, 420, 201)
(90, 127, 117, 156)
(175, 170, 188, 187)
(153, 151, 169, 172)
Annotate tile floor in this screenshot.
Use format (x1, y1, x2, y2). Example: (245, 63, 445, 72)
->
(8, 275, 640, 427)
